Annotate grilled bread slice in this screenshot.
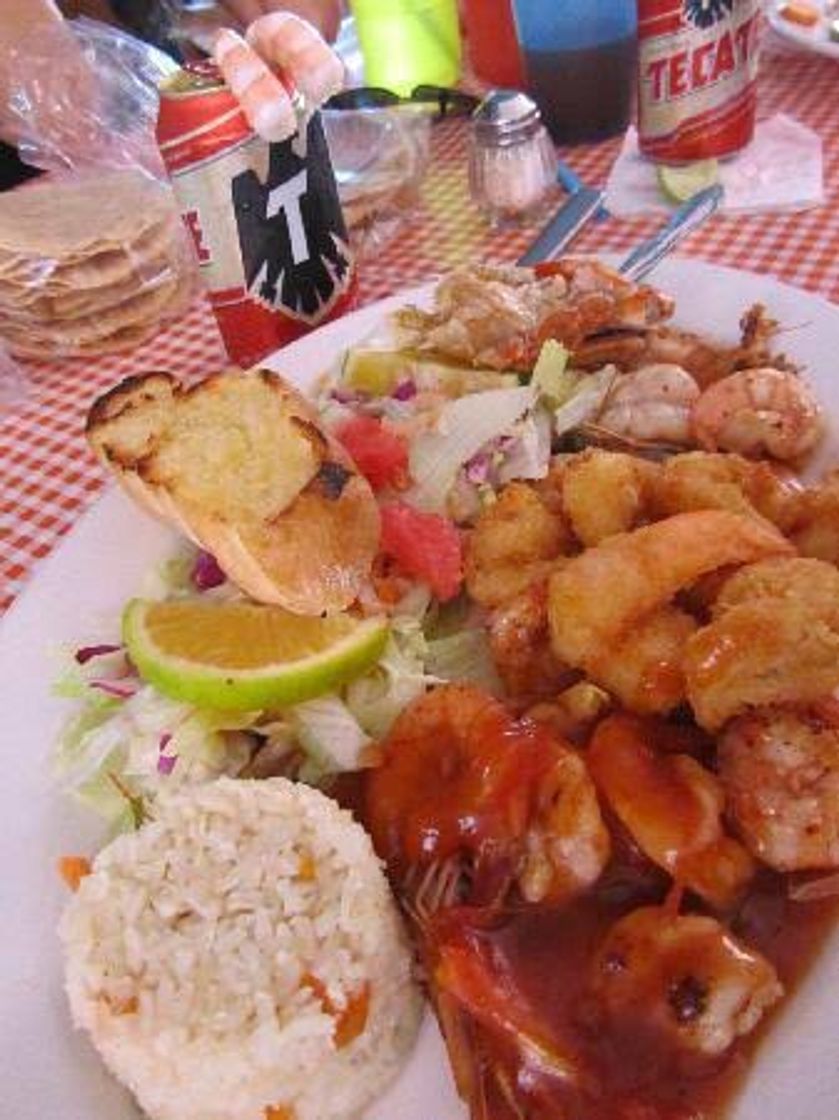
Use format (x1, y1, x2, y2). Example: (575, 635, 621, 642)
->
(86, 368, 381, 615)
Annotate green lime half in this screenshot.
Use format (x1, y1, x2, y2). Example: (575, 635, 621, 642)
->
(123, 598, 389, 712)
(657, 160, 720, 204)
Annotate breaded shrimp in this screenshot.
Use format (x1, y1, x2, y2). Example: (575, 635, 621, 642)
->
(684, 599, 839, 731)
(713, 556, 839, 619)
(489, 581, 579, 701)
(561, 449, 657, 546)
(465, 482, 570, 608)
(547, 511, 792, 688)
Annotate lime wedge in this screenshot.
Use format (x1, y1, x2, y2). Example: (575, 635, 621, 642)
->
(123, 599, 389, 711)
(343, 349, 410, 395)
(657, 160, 719, 204)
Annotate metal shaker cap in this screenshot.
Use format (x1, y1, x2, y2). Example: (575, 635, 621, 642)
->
(472, 89, 543, 148)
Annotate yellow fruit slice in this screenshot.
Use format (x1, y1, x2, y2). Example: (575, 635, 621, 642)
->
(123, 598, 389, 712)
(657, 160, 719, 204)
(342, 348, 520, 397)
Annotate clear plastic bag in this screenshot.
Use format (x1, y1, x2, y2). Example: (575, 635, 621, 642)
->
(322, 106, 432, 257)
(0, 19, 198, 361)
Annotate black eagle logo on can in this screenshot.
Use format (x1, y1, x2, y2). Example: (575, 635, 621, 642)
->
(684, 0, 734, 29)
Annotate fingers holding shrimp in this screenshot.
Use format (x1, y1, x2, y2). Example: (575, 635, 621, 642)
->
(214, 27, 298, 142)
(246, 12, 345, 105)
(214, 13, 344, 143)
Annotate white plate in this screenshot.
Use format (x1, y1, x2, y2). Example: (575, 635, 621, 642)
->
(3, 260, 839, 1120)
(767, 1, 839, 61)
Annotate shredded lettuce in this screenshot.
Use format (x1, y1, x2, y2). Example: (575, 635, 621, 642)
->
(408, 385, 535, 513)
(345, 619, 438, 739)
(531, 340, 572, 405)
(553, 365, 618, 436)
(426, 629, 502, 695)
(291, 696, 371, 773)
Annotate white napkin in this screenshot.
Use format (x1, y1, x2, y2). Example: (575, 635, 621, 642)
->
(604, 113, 824, 216)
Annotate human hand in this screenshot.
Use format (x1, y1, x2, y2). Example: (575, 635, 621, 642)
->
(214, 12, 344, 142)
(216, 0, 342, 42)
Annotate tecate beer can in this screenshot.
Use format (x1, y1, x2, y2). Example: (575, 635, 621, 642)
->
(157, 61, 355, 367)
(637, 0, 761, 163)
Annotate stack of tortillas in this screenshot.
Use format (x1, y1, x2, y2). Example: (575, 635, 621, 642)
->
(0, 170, 195, 358)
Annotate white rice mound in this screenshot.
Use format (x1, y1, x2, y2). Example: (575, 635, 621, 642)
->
(60, 777, 422, 1120)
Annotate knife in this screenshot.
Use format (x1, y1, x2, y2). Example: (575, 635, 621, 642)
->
(618, 184, 724, 282)
(517, 187, 605, 267)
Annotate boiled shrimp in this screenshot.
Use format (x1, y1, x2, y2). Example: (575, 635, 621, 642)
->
(465, 482, 569, 608)
(588, 714, 754, 908)
(718, 704, 839, 872)
(596, 364, 700, 446)
(365, 684, 610, 905)
(691, 367, 823, 462)
(214, 14, 344, 143)
(589, 906, 782, 1059)
(547, 510, 792, 694)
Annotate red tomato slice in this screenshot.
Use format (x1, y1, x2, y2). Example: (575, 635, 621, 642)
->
(380, 501, 463, 601)
(334, 414, 408, 491)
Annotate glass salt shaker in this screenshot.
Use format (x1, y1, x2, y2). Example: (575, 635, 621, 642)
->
(469, 89, 559, 227)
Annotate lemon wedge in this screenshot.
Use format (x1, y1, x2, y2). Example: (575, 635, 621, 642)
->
(123, 599, 388, 712)
(657, 160, 719, 204)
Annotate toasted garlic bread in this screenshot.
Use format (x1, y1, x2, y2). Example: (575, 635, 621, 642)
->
(86, 368, 381, 614)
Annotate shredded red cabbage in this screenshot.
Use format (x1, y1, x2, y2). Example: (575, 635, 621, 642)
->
(75, 643, 122, 665)
(392, 379, 417, 401)
(157, 733, 178, 775)
(192, 550, 226, 591)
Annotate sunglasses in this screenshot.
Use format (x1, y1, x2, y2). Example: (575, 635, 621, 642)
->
(325, 85, 480, 119)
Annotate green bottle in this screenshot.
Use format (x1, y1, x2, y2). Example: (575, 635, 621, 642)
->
(350, 0, 462, 96)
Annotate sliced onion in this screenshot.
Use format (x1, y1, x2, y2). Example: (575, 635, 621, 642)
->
(75, 643, 121, 665)
(392, 379, 417, 401)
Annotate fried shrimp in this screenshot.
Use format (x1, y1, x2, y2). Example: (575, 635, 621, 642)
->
(691, 367, 823, 462)
(589, 714, 754, 908)
(596, 364, 700, 446)
(787, 470, 839, 564)
(649, 451, 802, 531)
(561, 449, 656, 546)
(589, 907, 782, 1060)
(547, 511, 792, 695)
(684, 599, 839, 731)
(713, 556, 839, 619)
(718, 704, 839, 872)
(592, 606, 697, 715)
(366, 684, 610, 904)
(465, 482, 569, 608)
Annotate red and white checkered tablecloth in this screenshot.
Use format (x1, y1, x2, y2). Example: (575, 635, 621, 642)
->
(3, 46, 839, 614)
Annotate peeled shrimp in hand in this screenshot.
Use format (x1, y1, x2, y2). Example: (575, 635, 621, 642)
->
(589, 713, 755, 908)
(597, 364, 700, 446)
(692, 367, 823, 462)
(589, 906, 782, 1060)
(365, 684, 610, 905)
(215, 14, 344, 142)
(719, 703, 839, 872)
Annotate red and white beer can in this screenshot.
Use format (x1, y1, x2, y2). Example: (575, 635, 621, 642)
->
(637, 0, 761, 163)
(157, 61, 355, 368)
